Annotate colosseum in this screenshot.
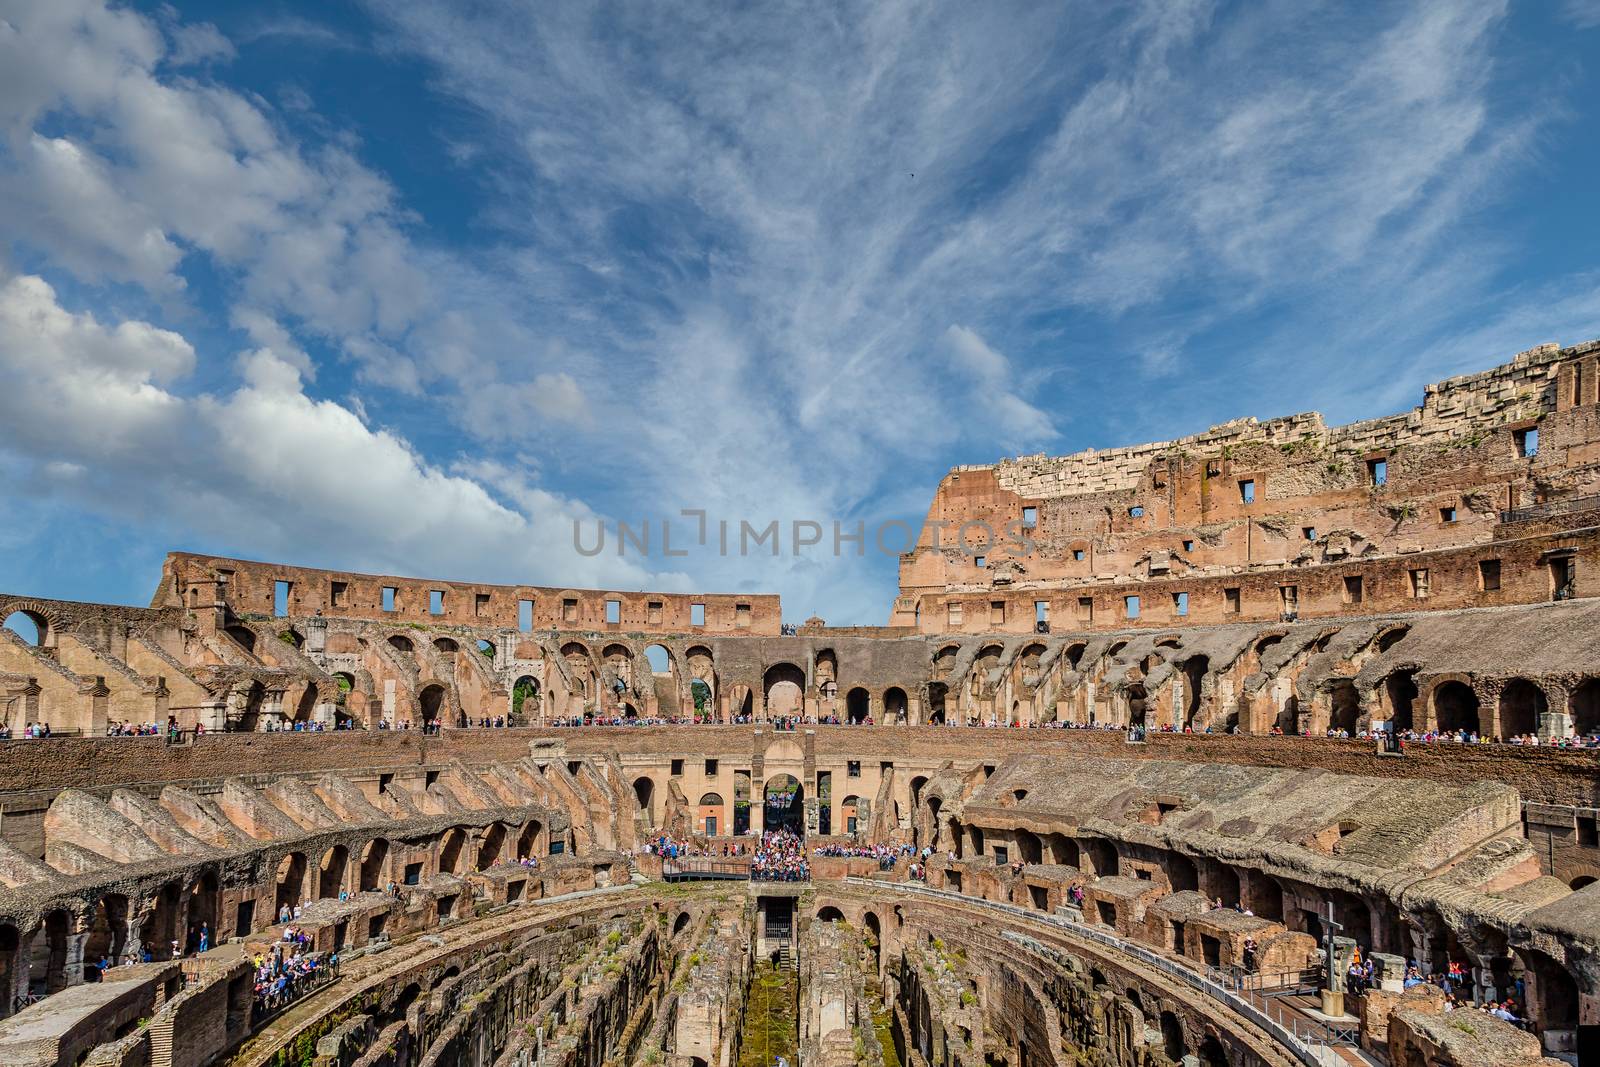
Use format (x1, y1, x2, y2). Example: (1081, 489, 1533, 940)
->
(1, 339, 1597, 1067)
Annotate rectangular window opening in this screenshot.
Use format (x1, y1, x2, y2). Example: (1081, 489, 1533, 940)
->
(973, 555, 986, 569)
(1124, 595, 1141, 620)
(1478, 559, 1501, 592)
(1173, 592, 1188, 617)
(647, 600, 663, 624)
(563, 598, 579, 623)
(1343, 575, 1364, 605)
(705, 759, 718, 776)
(330, 580, 348, 608)
(1077, 596, 1094, 623)
(1072, 548, 1086, 561)
(735, 603, 751, 628)
(990, 600, 1005, 625)
(1128, 505, 1144, 518)
(518, 598, 534, 632)
(382, 586, 397, 612)
(1515, 427, 1539, 458)
(690, 602, 706, 626)
(1239, 479, 1255, 504)
(1021, 506, 1038, 527)
(605, 599, 621, 624)
(670, 759, 683, 776)
(273, 579, 291, 617)
(1302, 527, 1316, 541)
(1034, 600, 1049, 624)
(475, 592, 491, 617)
(1224, 588, 1241, 614)
(1368, 458, 1387, 486)
(847, 760, 861, 778)
(1182, 540, 1194, 553)
(428, 589, 444, 616)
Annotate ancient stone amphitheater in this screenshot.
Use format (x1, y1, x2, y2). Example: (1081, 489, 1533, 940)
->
(1, 340, 1597, 1067)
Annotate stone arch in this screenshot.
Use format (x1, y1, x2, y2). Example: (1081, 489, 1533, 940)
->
(224, 623, 258, 656)
(727, 683, 753, 721)
(1063, 642, 1087, 670)
(274, 853, 306, 915)
(318, 845, 348, 898)
(816, 905, 845, 923)
(1384, 668, 1420, 730)
(387, 634, 414, 653)
(845, 687, 870, 724)
(360, 839, 389, 892)
(763, 662, 806, 719)
(38, 909, 71, 991)
(85, 893, 129, 968)
(238, 680, 267, 732)
(673, 912, 692, 937)
(1046, 833, 1080, 867)
(1167, 851, 1199, 892)
(1160, 1011, 1186, 1061)
(1524, 949, 1578, 1033)
(1015, 828, 1043, 865)
(1571, 677, 1600, 736)
(1328, 679, 1360, 734)
(1498, 678, 1547, 738)
(932, 644, 960, 677)
(1375, 625, 1411, 653)
(186, 870, 219, 951)
(882, 686, 908, 722)
(438, 828, 467, 876)
(1, 605, 54, 647)
(764, 773, 803, 835)
(517, 821, 542, 860)
(632, 777, 656, 827)
(476, 823, 506, 870)
(1126, 683, 1148, 727)
(417, 683, 447, 728)
(432, 637, 459, 654)
(926, 682, 948, 724)
(511, 675, 540, 719)
(1432, 680, 1480, 734)
(840, 795, 863, 834)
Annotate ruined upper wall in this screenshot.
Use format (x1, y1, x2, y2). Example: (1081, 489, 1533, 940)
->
(157, 552, 784, 634)
(986, 340, 1598, 500)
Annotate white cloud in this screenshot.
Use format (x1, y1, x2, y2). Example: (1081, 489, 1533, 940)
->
(0, 0, 1591, 622)
(0, 274, 191, 458)
(941, 325, 1056, 448)
(0, 274, 650, 590)
(165, 21, 235, 66)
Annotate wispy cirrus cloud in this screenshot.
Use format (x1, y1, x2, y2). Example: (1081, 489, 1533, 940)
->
(0, 0, 1594, 622)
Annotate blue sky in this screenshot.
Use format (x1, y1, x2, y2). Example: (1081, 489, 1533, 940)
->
(1, 0, 1599, 625)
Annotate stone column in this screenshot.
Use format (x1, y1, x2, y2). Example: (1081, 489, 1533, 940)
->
(1371, 952, 1406, 993)
(1321, 935, 1357, 1017)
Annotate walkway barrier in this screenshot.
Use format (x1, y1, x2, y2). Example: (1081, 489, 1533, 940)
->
(662, 858, 751, 882)
(846, 879, 1343, 1067)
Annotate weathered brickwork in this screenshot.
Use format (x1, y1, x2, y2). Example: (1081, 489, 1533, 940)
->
(894, 338, 1600, 633)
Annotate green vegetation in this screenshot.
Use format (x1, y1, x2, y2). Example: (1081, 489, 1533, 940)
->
(736, 961, 798, 1067)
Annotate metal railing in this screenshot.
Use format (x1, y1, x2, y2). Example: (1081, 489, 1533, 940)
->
(1499, 494, 1600, 524)
(662, 858, 751, 881)
(848, 879, 1338, 1067)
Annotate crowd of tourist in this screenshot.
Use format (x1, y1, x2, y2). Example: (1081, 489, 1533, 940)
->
(752, 830, 810, 881)
(7, 708, 1599, 748)
(252, 928, 336, 1017)
(813, 841, 920, 872)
